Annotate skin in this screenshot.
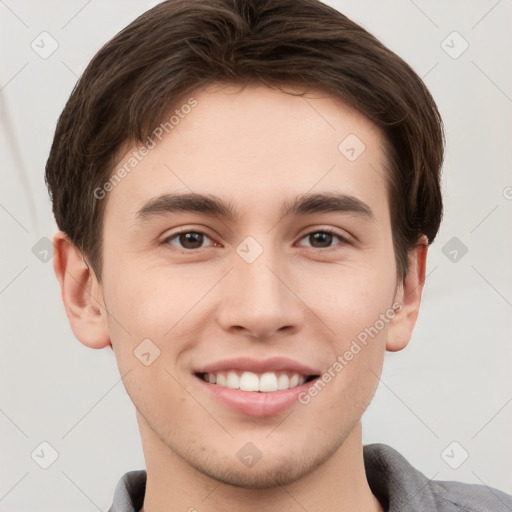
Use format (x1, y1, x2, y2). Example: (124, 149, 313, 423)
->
(53, 84, 427, 512)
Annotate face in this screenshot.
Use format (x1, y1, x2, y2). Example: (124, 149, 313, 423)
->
(97, 84, 400, 487)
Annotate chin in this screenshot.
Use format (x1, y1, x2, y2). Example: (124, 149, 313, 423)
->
(175, 428, 350, 490)
(187, 451, 323, 489)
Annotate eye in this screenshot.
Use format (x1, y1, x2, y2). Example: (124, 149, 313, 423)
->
(297, 229, 349, 249)
(164, 230, 216, 250)
(163, 228, 349, 251)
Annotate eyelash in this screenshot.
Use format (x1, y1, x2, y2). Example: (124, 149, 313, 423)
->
(162, 228, 350, 252)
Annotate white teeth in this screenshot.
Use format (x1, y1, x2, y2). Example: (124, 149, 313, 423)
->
(259, 372, 278, 392)
(277, 374, 290, 390)
(216, 372, 226, 386)
(226, 371, 240, 389)
(240, 371, 260, 391)
(289, 374, 299, 388)
(202, 371, 307, 392)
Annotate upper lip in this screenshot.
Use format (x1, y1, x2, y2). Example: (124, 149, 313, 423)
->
(195, 357, 321, 376)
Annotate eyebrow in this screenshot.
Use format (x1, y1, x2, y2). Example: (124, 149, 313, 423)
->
(135, 192, 374, 222)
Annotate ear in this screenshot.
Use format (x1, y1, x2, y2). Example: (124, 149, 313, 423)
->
(52, 231, 111, 349)
(386, 236, 428, 352)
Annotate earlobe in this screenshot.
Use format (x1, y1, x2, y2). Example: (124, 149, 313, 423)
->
(386, 236, 428, 352)
(52, 231, 111, 349)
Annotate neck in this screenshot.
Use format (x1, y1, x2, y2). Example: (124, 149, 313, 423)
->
(138, 416, 384, 512)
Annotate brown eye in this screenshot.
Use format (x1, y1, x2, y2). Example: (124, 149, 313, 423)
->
(298, 230, 348, 249)
(166, 231, 213, 250)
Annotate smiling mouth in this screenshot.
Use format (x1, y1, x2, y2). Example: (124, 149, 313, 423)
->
(195, 371, 319, 392)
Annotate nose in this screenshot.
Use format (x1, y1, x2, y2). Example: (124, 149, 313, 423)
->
(215, 247, 304, 340)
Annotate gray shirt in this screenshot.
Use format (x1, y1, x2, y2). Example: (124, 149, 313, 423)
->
(109, 443, 512, 511)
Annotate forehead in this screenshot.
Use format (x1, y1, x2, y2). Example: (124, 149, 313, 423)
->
(104, 84, 389, 223)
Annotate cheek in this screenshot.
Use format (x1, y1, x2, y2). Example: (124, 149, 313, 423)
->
(102, 257, 199, 332)
(295, 258, 395, 405)
(101, 258, 220, 375)
(301, 260, 397, 341)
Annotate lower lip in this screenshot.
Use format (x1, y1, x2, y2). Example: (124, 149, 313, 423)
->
(196, 376, 318, 417)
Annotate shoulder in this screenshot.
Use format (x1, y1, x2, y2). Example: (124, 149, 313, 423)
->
(363, 443, 512, 512)
(429, 478, 512, 512)
(108, 469, 147, 512)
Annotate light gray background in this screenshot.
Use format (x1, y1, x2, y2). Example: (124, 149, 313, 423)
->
(1, 1, 511, 510)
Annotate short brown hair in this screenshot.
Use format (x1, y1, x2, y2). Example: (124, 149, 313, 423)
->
(45, 0, 443, 282)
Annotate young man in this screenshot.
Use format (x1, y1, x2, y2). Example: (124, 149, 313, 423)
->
(45, 0, 511, 511)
